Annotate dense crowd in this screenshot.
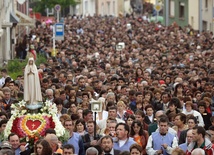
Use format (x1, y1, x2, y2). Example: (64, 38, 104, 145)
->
(1, 14, 214, 155)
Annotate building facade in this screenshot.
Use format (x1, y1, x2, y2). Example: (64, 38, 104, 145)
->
(70, 0, 129, 17)
(166, 0, 189, 27)
(188, 0, 199, 30)
(1, 0, 19, 64)
(97, 0, 118, 16)
(201, 0, 213, 32)
(0, 0, 4, 64)
(78, 0, 96, 16)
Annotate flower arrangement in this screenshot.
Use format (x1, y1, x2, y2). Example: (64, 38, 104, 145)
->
(4, 100, 65, 143)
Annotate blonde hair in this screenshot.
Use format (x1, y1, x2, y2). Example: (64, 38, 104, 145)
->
(117, 100, 126, 107)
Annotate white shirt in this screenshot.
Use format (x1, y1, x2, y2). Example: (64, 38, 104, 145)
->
(104, 149, 114, 155)
(182, 110, 204, 127)
(119, 139, 127, 147)
(148, 115, 154, 123)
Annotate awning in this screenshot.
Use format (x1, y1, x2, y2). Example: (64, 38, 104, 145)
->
(2, 22, 13, 28)
(10, 12, 20, 23)
(1, 12, 19, 28)
(15, 10, 35, 27)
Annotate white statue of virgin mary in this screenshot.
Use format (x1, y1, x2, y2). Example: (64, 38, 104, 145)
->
(24, 57, 43, 105)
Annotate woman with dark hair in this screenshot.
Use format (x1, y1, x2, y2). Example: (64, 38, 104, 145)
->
(99, 90, 107, 98)
(67, 102, 78, 115)
(165, 75, 172, 86)
(144, 90, 153, 105)
(135, 67, 144, 82)
(134, 110, 148, 131)
(193, 90, 202, 104)
(198, 101, 212, 130)
(2, 77, 11, 88)
(53, 97, 67, 117)
(166, 97, 181, 116)
(130, 120, 148, 155)
(126, 114, 136, 130)
(34, 139, 53, 155)
(173, 83, 184, 98)
(75, 119, 87, 135)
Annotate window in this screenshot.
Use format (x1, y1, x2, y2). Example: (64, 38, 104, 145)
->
(202, 21, 207, 31)
(85, 1, 88, 14)
(213, 7, 214, 18)
(107, 2, 110, 15)
(179, 2, 185, 18)
(0, 0, 2, 12)
(113, 1, 115, 16)
(205, 0, 208, 8)
(191, 16, 194, 28)
(169, 0, 175, 17)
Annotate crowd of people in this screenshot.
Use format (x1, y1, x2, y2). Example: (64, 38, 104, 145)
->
(1, 13, 214, 155)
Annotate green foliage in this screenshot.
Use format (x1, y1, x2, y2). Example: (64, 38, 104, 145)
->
(7, 55, 46, 80)
(7, 59, 27, 79)
(32, 0, 78, 13)
(35, 55, 47, 66)
(30, 0, 81, 16)
(58, 129, 70, 144)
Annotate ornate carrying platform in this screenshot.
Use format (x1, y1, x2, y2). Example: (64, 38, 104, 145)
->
(4, 100, 65, 142)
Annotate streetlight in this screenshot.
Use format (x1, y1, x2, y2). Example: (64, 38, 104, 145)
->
(90, 100, 102, 139)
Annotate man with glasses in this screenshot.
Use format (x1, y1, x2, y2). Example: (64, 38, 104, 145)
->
(64, 118, 85, 155)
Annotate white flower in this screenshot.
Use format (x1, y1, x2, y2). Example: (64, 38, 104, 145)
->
(11, 104, 16, 109)
(21, 110, 27, 115)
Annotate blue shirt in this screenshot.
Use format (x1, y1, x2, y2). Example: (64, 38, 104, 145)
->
(15, 148, 21, 155)
(65, 132, 85, 155)
(179, 143, 188, 152)
(152, 132, 175, 155)
(113, 137, 136, 152)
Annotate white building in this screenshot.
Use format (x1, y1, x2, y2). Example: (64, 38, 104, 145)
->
(77, 0, 96, 16)
(0, 1, 4, 64)
(97, 0, 118, 16)
(189, 0, 214, 32)
(201, 0, 213, 32)
(188, 0, 199, 30)
(0, 0, 19, 65)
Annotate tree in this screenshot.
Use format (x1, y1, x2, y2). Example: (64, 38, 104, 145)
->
(40, 0, 77, 9)
(32, 0, 79, 16)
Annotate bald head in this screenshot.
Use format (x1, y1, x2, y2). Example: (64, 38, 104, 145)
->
(191, 148, 205, 155)
(45, 133, 58, 145)
(186, 129, 193, 144)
